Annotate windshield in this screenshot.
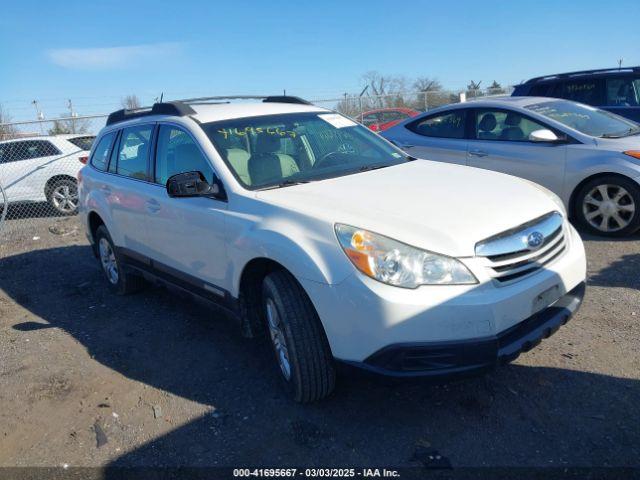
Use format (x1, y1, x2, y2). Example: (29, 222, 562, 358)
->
(201, 112, 408, 190)
(525, 100, 640, 138)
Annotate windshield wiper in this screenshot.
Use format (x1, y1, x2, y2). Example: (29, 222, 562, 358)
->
(601, 127, 640, 138)
(258, 179, 311, 190)
(358, 163, 392, 172)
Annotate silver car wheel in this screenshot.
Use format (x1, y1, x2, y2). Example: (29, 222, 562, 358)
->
(583, 184, 636, 232)
(51, 183, 78, 213)
(265, 298, 292, 380)
(98, 238, 119, 285)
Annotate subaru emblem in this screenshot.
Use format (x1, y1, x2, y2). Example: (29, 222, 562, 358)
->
(526, 231, 545, 250)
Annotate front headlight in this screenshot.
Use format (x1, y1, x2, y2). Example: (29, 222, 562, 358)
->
(335, 224, 477, 288)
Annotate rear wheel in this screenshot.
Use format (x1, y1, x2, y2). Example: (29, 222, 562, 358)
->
(46, 178, 78, 215)
(262, 270, 335, 403)
(95, 225, 145, 295)
(574, 175, 640, 236)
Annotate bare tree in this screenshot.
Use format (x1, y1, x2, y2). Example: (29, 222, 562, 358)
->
(413, 77, 442, 93)
(0, 105, 18, 140)
(121, 94, 141, 110)
(361, 71, 409, 109)
(467, 80, 483, 98)
(48, 115, 90, 135)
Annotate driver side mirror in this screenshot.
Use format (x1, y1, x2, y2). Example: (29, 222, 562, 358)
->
(166, 171, 226, 200)
(529, 129, 560, 143)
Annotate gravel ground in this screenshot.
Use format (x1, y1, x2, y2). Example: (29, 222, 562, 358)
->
(0, 215, 638, 471)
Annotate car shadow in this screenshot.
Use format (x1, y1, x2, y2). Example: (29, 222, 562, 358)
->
(0, 201, 73, 221)
(588, 253, 640, 289)
(1, 246, 638, 469)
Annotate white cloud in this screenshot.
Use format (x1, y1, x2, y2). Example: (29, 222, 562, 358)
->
(47, 42, 184, 70)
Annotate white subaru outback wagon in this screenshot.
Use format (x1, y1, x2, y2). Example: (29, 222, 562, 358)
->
(79, 96, 587, 402)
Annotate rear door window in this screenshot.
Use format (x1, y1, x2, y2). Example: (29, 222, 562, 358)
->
(9, 140, 61, 161)
(606, 77, 640, 106)
(407, 110, 466, 139)
(90, 132, 116, 171)
(116, 125, 153, 180)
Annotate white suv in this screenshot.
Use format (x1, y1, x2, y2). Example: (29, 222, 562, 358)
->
(79, 96, 587, 402)
(0, 134, 93, 215)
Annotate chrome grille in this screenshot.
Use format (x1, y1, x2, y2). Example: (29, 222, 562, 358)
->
(476, 211, 566, 284)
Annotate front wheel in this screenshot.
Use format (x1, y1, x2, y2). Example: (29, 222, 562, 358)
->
(574, 176, 640, 236)
(262, 270, 336, 403)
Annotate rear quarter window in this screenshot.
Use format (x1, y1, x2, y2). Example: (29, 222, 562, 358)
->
(90, 132, 116, 171)
(68, 136, 95, 151)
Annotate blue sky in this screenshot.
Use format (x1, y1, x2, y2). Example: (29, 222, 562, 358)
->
(1, 0, 639, 121)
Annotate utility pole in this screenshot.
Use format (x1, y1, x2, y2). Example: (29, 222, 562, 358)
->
(67, 99, 78, 133)
(32, 100, 44, 135)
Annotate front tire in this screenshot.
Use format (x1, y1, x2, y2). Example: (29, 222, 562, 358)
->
(574, 175, 640, 236)
(46, 178, 79, 216)
(262, 270, 335, 403)
(94, 225, 145, 295)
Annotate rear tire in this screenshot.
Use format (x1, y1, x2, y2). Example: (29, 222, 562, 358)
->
(574, 175, 640, 237)
(262, 270, 335, 403)
(46, 178, 78, 216)
(94, 225, 145, 295)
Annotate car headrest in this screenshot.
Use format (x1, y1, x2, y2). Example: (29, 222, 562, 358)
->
(255, 134, 281, 153)
(504, 113, 521, 126)
(478, 113, 497, 132)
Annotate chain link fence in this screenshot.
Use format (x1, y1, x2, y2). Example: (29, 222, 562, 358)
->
(0, 87, 511, 244)
(0, 115, 107, 247)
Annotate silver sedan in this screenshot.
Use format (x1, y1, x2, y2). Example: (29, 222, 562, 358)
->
(382, 97, 640, 236)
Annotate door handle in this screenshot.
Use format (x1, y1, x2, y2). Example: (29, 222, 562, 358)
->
(399, 143, 415, 149)
(469, 150, 488, 158)
(146, 199, 161, 213)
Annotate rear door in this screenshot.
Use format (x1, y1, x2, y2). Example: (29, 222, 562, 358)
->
(102, 123, 157, 256)
(0, 140, 62, 202)
(388, 108, 469, 165)
(143, 123, 229, 293)
(604, 75, 640, 123)
(466, 108, 567, 194)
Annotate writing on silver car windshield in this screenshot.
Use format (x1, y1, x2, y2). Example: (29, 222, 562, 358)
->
(526, 100, 640, 138)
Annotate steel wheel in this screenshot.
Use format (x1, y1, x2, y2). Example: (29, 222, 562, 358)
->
(50, 183, 78, 214)
(582, 183, 636, 233)
(98, 237, 119, 285)
(265, 298, 292, 380)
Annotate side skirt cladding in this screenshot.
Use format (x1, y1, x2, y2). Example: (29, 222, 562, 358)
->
(117, 247, 241, 321)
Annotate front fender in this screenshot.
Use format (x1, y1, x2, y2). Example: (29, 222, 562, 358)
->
(226, 212, 353, 297)
(564, 152, 640, 204)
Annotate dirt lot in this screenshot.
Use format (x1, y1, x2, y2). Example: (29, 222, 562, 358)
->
(0, 215, 638, 471)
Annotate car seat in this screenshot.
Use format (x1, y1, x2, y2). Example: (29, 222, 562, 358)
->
(478, 113, 497, 139)
(500, 113, 525, 141)
(247, 134, 299, 186)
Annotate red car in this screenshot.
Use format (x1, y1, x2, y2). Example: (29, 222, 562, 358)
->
(357, 107, 421, 131)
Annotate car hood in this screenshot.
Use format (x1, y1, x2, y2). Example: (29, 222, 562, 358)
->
(595, 136, 640, 150)
(255, 161, 563, 257)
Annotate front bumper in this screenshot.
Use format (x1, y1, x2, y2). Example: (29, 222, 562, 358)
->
(301, 223, 586, 362)
(341, 282, 585, 378)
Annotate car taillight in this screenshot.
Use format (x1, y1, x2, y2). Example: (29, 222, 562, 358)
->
(79, 155, 89, 164)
